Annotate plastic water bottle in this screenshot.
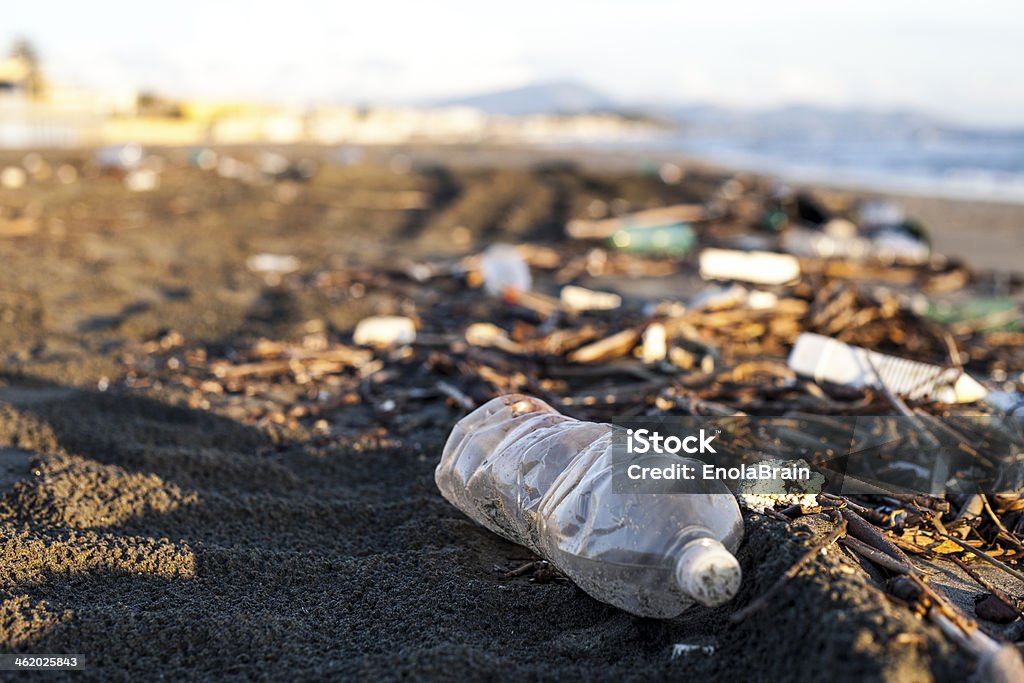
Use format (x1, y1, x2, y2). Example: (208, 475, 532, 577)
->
(435, 394, 744, 618)
(479, 244, 532, 297)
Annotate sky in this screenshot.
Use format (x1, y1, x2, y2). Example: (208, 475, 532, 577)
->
(5, 0, 1024, 127)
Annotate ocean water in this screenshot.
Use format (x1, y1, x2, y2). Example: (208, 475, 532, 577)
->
(590, 131, 1024, 203)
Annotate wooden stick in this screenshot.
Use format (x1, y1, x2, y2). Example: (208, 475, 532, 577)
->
(935, 531, 1024, 585)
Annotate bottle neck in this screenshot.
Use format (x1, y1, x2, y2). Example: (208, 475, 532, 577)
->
(673, 536, 742, 607)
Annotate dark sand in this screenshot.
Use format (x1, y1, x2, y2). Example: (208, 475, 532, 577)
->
(1, 146, 1017, 681)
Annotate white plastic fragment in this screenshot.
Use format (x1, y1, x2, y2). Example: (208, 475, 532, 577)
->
(688, 284, 748, 311)
(787, 332, 987, 403)
(560, 285, 621, 312)
(479, 244, 531, 296)
(699, 249, 800, 286)
(246, 253, 300, 274)
(735, 458, 824, 513)
(640, 323, 667, 364)
(747, 290, 779, 310)
(353, 316, 417, 348)
(671, 643, 716, 659)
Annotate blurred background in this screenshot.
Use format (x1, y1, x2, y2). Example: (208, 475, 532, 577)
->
(3, 0, 1023, 200)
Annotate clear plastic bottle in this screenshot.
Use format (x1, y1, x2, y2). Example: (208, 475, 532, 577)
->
(435, 394, 744, 618)
(479, 244, 531, 297)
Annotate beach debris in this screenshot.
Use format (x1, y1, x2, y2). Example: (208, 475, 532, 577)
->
(639, 323, 667, 364)
(985, 391, 1024, 416)
(889, 575, 1024, 682)
(858, 199, 906, 228)
(507, 289, 561, 318)
(688, 284, 749, 311)
(480, 244, 532, 297)
(353, 316, 417, 348)
(436, 394, 743, 617)
(246, 253, 300, 276)
(560, 285, 621, 312)
(688, 284, 779, 312)
(566, 204, 705, 240)
(924, 297, 1020, 334)
(671, 642, 715, 659)
(567, 328, 641, 364)
(782, 214, 929, 265)
(73, 155, 1024, 658)
(465, 323, 523, 353)
(974, 593, 1021, 624)
(787, 332, 988, 403)
(735, 459, 824, 513)
(699, 249, 800, 285)
(609, 222, 696, 255)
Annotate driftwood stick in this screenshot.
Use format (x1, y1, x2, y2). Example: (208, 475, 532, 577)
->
(935, 531, 1024, 585)
(948, 555, 1024, 620)
(840, 536, 914, 574)
(841, 508, 917, 569)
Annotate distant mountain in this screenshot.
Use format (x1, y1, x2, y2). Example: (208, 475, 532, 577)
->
(434, 80, 617, 116)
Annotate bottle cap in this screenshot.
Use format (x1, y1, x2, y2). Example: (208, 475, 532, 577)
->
(675, 537, 742, 607)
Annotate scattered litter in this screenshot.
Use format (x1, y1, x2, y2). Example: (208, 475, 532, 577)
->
(353, 316, 417, 348)
(436, 395, 743, 617)
(639, 323, 667, 364)
(699, 248, 800, 285)
(465, 322, 523, 353)
(736, 459, 824, 513)
(671, 643, 716, 659)
(560, 285, 621, 312)
(924, 297, 1019, 334)
(568, 329, 641, 364)
(610, 222, 696, 255)
(787, 332, 987, 403)
(782, 218, 929, 265)
(689, 284, 749, 311)
(985, 391, 1024, 416)
(246, 253, 300, 275)
(480, 244, 532, 297)
(566, 204, 705, 240)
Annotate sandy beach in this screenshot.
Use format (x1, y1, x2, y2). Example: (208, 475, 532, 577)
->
(1, 145, 1021, 681)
